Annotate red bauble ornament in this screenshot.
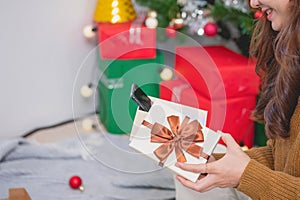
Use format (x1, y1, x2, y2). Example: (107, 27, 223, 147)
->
(254, 11, 263, 19)
(203, 22, 218, 37)
(69, 175, 84, 191)
(165, 26, 177, 38)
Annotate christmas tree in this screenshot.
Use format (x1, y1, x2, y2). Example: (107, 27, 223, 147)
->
(135, 0, 260, 55)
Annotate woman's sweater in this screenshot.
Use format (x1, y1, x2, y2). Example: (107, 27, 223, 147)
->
(237, 97, 300, 199)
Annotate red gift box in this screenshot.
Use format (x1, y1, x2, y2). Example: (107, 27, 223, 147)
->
(160, 79, 256, 148)
(97, 22, 156, 60)
(174, 46, 260, 100)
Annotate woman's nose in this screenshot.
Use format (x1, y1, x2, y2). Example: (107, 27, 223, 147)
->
(250, 0, 261, 8)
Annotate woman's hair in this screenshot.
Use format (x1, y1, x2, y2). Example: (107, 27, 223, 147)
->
(250, 0, 300, 138)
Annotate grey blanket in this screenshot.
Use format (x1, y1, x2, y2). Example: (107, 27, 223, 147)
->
(0, 133, 175, 199)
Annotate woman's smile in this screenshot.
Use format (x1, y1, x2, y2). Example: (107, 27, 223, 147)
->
(250, 0, 290, 31)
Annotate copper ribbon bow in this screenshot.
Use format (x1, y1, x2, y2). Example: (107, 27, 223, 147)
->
(142, 115, 208, 166)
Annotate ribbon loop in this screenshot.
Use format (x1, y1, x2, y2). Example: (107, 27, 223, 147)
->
(142, 115, 205, 166)
(167, 115, 180, 136)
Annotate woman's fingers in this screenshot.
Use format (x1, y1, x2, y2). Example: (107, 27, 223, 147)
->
(175, 132, 250, 192)
(176, 175, 199, 191)
(176, 174, 218, 192)
(176, 162, 210, 174)
(176, 161, 218, 175)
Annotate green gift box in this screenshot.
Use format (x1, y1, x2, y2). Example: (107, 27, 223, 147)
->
(254, 122, 267, 146)
(98, 52, 165, 134)
(253, 94, 268, 146)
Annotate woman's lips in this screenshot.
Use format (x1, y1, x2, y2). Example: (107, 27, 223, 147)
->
(265, 8, 273, 21)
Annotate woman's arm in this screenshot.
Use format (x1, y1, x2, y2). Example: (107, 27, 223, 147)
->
(238, 159, 300, 199)
(243, 139, 274, 169)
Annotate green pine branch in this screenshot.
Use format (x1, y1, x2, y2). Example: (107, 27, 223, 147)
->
(135, 0, 181, 27)
(210, 2, 254, 35)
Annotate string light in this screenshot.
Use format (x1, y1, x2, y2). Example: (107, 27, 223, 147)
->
(145, 10, 158, 29)
(240, 142, 249, 151)
(82, 118, 96, 132)
(83, 25, 97, 39)
(80, 83, 93, 98)
(145, 17, 158, 29)
(160, 67, 173, 81)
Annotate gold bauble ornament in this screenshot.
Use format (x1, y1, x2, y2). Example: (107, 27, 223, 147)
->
(171, 18, 184, 29)
(93, 0, 137, 23)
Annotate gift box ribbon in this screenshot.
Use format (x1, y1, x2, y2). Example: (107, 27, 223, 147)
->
(142, 115, 209, 166)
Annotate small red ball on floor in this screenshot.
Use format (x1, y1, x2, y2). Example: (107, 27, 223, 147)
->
(69, 175, 84, 191)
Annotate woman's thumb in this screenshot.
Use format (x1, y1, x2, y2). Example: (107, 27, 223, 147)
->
(219, 132, 240, 149)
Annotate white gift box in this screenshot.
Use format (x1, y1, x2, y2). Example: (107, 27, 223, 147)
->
(129, 97, 221, 182)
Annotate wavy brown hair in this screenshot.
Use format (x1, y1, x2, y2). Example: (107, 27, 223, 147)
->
(250, 0, 300, 138)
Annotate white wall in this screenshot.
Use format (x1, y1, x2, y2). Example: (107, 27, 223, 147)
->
(0, 0, 99, 139)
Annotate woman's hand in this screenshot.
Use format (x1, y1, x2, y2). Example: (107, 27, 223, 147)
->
(175, 133, 250, 192)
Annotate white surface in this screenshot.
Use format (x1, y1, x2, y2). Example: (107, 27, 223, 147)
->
(129, 97, 221, 182)
(0, 0, 98, 139)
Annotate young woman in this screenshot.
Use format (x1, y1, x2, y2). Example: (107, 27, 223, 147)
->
(176, 0, 300, 199)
